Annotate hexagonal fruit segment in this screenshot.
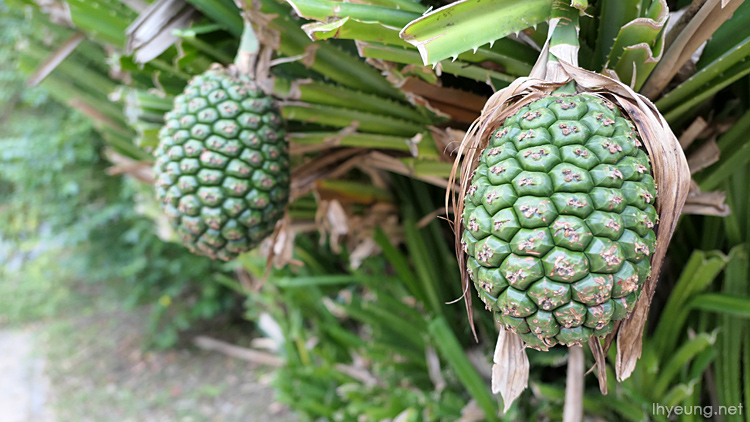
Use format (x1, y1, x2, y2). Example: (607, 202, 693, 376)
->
(611, 261, 641, 299)
(211, 120, 240, 138)
(517, 108, 557, 129)
(483, 143, 518, 167)
(589, 187, 626, 213)
(549, 120, 590, 146)
(618, 156, 650, 181)
(618, 229, 652, 262)
(237, 208, 264, 227)
(589, 164, 625, 188)
(197, 169, 224, 185)
(513, 196, 558, 229)
(583, 300, 615, 329)
(585, 237, 625, 273)
(549, 163, 593, 193)
(222, 197, 247, 218)
(464, 206, 492, 240)
(474, 236, 512, 267)
(516, 145, 561, 172)
(481, 184, 517, 215)
(527, 310, 561, 338)
(474, 266, 508, 297)
(549, 97, 587, 120)
(560, 145, 600, 170)
(178, 194, 201, 216)
(180, 215, 206, 236)
(199, 150, 230, 169)
(486, 158, 523, 185)
(498, 287, 538, 318)
(571, 273, 613, 306)
(510, 228, 554, 257)
(511, 127, 553, 149)
(553, 301, 587, 328)
(527, 278, 571, 311)
(585, 135, 627, 164)
(542, 247, 589, 282)
(550, 216, 593, 251)
(244, 190, 271, 210)
(222, 177, 252, 197)
(499, 254, 545, 289)
(489, 125, 520, 147)
(200, 207, 227, 230)
(621, 181, 655, 210)
(621, 205, 657, 237)
(511, 171, 554, 197)
(496, 314, 530, 334)
(197, 186, 224, 207)
(220, 219, 245, 240)
(550, 193, 594, 219)
(580, 111, 617, 137)
(490, 208, 521, 242)
(217, 100, 242, 119)
(585, 211, 624, 241)
(556, 326, 593, 346)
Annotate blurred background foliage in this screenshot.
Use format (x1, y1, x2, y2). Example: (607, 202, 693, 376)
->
(0, 0, 749, 421)
(0, 2, 240, 349)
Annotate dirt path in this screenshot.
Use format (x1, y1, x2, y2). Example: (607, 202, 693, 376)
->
(0, 329, 55, 422)
(0, 313, 296, 422)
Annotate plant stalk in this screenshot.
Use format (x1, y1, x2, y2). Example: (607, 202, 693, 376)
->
(563, 345, 584, 422)
(543, 0, 581, 82)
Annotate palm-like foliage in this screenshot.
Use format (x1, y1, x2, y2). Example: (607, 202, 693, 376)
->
(4, 0, 750, 420)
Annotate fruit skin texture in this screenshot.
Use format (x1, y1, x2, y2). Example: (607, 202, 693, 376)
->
(154, 66, 289, 261)
(462, 94, 657, 350)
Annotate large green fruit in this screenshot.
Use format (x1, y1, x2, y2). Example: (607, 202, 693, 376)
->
(154, 66, 290, 261)
(462, 93, 657, 350)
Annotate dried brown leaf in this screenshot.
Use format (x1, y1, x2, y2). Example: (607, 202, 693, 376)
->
(587, 337, 608, 394)
(193, 336, 284, 366)
(125, 0, 197, 64)
(362, 151, 452, 188)
(687, 137, 720, 174)
(290, 148, 366, 199)
(398, 77, 486, 124)
(684, 188, 731, 216)
(492, 329, 529, 413)
(104, 148, 155, 184)
(349, 237, 380, 269)
(27, 32, 85, 87)
(679, 116, 708, 149)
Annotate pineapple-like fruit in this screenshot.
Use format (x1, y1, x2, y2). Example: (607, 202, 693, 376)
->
(154, 66, 289, 261)
(462, 93, 657, 350)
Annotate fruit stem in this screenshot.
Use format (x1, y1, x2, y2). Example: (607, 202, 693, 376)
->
(534, 0, 582, 83)
(233, 3, 260, 76)
(549, 1, 581, 67)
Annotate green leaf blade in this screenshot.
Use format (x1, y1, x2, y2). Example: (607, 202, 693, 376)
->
(400, 0, 553, 65)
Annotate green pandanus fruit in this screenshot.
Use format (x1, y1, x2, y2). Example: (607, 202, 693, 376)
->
(461, 92, 657, 350)
(153, 18, 289, 261)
